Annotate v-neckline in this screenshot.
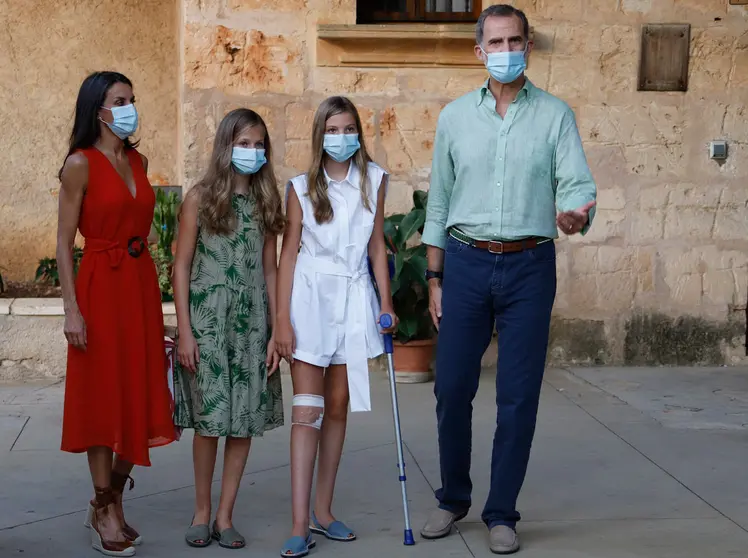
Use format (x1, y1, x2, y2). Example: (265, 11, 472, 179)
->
(94, 147, 137, 200)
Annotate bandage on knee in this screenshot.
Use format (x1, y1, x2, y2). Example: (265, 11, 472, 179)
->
(292, 394, 324, 430)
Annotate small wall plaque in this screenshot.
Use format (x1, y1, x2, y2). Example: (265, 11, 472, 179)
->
(729, 0, 748, 5)
(638, 23, 690, 92)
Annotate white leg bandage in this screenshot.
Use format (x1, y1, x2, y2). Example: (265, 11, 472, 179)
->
(292, 394, 324, 430)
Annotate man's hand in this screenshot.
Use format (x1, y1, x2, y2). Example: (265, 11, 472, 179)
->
(557, 200, 596, 235)
(428, 280, 442, 331)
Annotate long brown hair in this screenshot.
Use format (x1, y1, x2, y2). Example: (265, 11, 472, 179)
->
(193, 109, 284, 236)
(307, 96, 373, 224)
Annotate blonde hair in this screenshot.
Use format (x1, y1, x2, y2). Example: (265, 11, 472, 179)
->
(192, 109, 284, 236)
(307, 96, 373, 224)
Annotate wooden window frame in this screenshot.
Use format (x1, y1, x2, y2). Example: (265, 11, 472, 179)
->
(357, 0, 481, 24)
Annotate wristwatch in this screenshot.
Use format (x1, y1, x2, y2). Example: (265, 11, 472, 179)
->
(425, 270, 443, 281)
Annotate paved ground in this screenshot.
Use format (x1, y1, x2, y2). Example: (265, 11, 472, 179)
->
(2, 366, 748, 557)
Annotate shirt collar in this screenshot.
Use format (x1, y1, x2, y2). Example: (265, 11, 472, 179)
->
(323, 160, 360, 187)
(477, 77, 534, 107)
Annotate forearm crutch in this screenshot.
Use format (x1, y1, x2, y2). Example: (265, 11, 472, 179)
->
(379, 313, 415, 546)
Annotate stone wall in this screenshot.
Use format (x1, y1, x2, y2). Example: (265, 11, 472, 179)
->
(0, 0, 179, 280)
(181, 0, 748, 364)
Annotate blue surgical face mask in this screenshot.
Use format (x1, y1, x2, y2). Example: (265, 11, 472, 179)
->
(323, 133, 360, 163)
(231, 147, 266, 175)
(101, 104, 139, 140)
(481, 46, 527, 84)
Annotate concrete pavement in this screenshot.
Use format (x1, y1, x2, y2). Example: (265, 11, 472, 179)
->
(2, 366, 748, 557)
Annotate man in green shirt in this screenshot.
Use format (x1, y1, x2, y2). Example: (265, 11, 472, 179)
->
(420, 5, 597, 554)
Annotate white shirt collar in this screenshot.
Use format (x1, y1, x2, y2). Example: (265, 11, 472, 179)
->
(323, 161, 360, 187)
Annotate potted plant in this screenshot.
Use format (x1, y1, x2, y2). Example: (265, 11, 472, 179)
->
(383, 190, 436, 383)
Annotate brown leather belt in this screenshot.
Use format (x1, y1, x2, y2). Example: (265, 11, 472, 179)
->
(449, 229, 549, 254)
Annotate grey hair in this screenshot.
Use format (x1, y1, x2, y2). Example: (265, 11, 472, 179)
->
(475, 4, 530, 45)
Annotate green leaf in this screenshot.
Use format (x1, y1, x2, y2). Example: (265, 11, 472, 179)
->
(397, 317, 419, 342)
(413, 190, 428, 210)
(395, 208, 426, 246)
(394, 252, 405, 281)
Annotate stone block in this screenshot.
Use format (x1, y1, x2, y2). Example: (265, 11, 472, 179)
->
(713, 189, 748, 241)
(537, 0, 586, 21)
(571, 245, 598, 275)
(623, 145, 685, 177)
(228, 0, 309, 12)
(597, 245, 636, 274)
(184, 24, 305, 96)
(313, 68, 399, 96)
(675, 0, 728, 16)
(402, 69, 488, 100)
(631, 209, 665, 244)
(639, 185, 669, 210)
(597, 187, 626, 210)
(698, 248, 748, 271)
(384, 180, 415, 216)
(620, 0, 652, 15)
(383, 102, 445, 134)
(664, 208, 717, 240)
(284, 139, 312, 172)
(723, 105, 748, 143)
(526, 53, 552, 89)
(731, 36, 748, 89)
(585, 145, 628, 180)
(703, 269, 736, 307)
(689, 28, 734, 92)
(579, 209, 626, 243)
(577, 105, 619, 143)
(285, 103, 315, 140)
(660, 249, 703, 306)
(596, 271, 637, 311)
(548, 55, 601, 102)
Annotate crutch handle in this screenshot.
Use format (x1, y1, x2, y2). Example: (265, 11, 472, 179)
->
(379, 313, 394, 354)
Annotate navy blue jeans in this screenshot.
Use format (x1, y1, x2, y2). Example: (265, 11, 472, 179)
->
(434, 236, 557, 529)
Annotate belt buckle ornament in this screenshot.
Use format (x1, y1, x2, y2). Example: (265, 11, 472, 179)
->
(488, 240, 504, 254)
(127, 236, 146, 258)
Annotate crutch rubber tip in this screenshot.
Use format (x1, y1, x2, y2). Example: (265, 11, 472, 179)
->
(404, 529, 415, 546)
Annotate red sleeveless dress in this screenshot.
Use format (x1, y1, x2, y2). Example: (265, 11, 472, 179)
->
(61, 148, 175, 466)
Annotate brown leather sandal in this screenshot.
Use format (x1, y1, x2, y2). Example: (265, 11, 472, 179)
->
(85, 474, 142, 545)
(111, 472, 142, 545)
(90, 487, 136, 557)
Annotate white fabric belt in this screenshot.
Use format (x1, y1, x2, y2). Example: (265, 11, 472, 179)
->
(296, 254, 372, 412)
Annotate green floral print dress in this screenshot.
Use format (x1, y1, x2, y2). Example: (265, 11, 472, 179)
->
(173, 194, 284, 438)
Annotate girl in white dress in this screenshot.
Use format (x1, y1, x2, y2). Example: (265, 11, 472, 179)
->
(276, 96, 397, 557)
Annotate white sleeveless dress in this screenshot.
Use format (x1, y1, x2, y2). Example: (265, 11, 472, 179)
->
(287, 161, 387, 412)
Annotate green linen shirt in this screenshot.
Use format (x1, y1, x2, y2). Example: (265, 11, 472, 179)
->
(422, 78, 597, 249)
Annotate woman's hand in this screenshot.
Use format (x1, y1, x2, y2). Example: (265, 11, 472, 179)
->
(177, 332, 200, 373)
(275, 318, 295, 364)
(64, 307, 87, 351)
(266, 336, 281, 376)
(378, 308, 399, 334)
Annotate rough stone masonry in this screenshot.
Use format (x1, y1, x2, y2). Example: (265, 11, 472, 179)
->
(0, 0, 746, 369)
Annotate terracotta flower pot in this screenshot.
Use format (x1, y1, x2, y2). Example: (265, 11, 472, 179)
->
(392, 338, 436, 384)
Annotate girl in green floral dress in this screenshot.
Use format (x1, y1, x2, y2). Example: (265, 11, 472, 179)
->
(172, 109, 285, 549)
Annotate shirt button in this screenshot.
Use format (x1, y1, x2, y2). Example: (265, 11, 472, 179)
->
(497, 182, 501, 186)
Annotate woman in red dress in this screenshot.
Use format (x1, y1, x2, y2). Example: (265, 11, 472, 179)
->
(57, 71, 176, 556)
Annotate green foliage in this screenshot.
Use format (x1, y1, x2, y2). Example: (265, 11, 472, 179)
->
(151, 188, 180, 302)
(383, 190, 434, 343)
(149, 244, 174, 302)
(35, 247, 83, 287)
(153, 189, 179, 255)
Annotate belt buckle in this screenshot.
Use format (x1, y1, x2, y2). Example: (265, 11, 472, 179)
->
(487, 240, 504, 254)
(127, 236, 145, 258)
